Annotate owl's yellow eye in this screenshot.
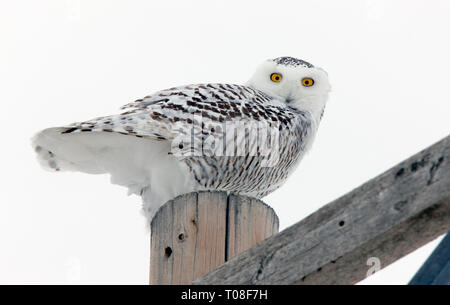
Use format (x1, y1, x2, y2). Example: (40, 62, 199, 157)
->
(302, 78, 314, 87)
(270, 73, 282, 82)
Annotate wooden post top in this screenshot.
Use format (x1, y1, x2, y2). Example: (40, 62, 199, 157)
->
(149, 191, 279, 285)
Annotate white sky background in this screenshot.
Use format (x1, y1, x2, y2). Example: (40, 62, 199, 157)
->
(0, 0, 449, 284)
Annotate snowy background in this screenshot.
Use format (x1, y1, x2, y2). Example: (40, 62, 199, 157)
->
(1, 0, 449, 284)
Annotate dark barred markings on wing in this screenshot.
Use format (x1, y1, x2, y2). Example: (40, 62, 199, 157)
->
(58, 83, 304, 141)
(56, 83, 313, 198)
(119, 83, 273, 111)
(182, 111, 311, 197)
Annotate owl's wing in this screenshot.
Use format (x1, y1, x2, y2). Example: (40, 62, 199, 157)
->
(32, 83, 308, 217)
(32, 83, 290, 196)
(43, 83, 275, 140)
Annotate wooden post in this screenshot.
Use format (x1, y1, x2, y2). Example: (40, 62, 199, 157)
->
(149, 191, 279, 285)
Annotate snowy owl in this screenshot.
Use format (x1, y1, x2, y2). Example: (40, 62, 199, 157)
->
(32, 57, 330, 221)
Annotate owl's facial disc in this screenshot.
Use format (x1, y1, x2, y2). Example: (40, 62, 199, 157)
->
(246, 56, 331, 123)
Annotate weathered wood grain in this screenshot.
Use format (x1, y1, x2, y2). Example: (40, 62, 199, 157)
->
(193, 135, 450, 285)
(150, 191, 279, 284)
(227, 194, 279, 260)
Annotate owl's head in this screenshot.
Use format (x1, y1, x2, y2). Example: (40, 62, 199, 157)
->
(246, 56, 331, 124)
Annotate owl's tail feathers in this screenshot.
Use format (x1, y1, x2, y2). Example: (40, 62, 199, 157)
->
(32, 126, 193, 224)
(31, 127, 111, 174)
(31, 126, 173, 194)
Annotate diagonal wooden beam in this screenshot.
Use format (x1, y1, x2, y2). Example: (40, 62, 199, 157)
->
(193, 135, 450, 285)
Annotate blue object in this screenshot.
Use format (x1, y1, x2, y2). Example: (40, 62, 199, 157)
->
(409, 232, 450, 285)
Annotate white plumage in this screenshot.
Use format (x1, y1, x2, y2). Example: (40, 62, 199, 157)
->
(32, 57, 330, 221)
